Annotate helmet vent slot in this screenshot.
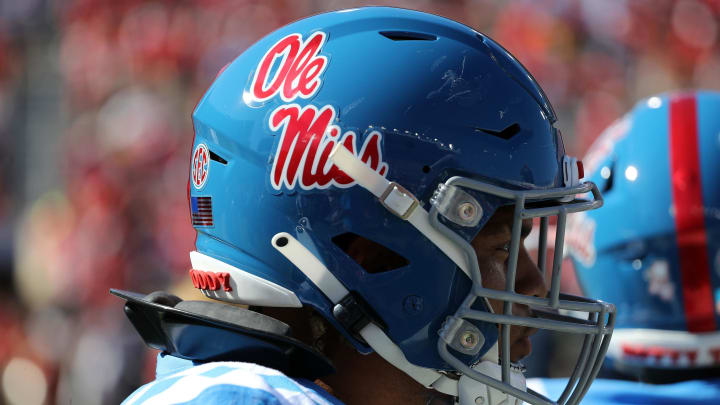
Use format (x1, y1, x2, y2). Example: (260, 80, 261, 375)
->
(601, 161, 615, 193)
(379, 31, 437, 41)
(209, 150, 228, 164)
(475, 123, 521, 140)
(332, 232, 409, 274)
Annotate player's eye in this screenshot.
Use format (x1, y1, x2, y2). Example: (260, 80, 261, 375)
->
(499, 242, 511, 253)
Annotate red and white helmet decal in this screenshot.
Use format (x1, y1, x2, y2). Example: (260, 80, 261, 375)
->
(191, 143, 210, 189)
(250, 31, 388, 191)
(250, 32, 328, 103)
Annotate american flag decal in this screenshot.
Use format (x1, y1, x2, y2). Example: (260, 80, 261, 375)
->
(191, 196, 213, 227)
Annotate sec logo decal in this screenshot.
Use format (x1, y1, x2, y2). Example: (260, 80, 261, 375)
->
(191, 143, 210, 189)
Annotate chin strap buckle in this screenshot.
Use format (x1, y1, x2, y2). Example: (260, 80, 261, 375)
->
(379, 182, 420, 220)
(332, 293, 380, 342)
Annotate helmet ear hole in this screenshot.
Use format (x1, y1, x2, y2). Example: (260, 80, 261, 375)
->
(332, 232, 409, 274)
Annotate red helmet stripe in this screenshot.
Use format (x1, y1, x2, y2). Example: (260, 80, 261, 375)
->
(669, 93, 717, 333)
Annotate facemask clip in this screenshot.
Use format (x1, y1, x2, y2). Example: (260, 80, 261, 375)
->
(439, 316, 486, 356)
(431, 184, 483, 227)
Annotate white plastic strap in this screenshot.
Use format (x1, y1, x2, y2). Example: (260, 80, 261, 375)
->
(271, 233, 349, 304)
(331, 145, 388, 196)
(330, 144, 471, 277)
(359, 323, 458, 396)
(271, 232, 458, 396)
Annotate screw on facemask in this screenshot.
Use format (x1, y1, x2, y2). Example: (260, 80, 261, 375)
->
(439, 316, 485, 356)
(431, 184, 483, 228)
(460, 331, 479, 349)
(430, 175, 615, 405)
(329, 144, 615, 404)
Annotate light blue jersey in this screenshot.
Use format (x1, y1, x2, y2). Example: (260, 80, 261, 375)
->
(527, 377, 720, 404)
(123, 354, 343, 405)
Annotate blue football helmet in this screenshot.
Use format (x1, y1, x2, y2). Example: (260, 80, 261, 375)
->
(188, 7, 613, 405)
(568, 90, 720, 382)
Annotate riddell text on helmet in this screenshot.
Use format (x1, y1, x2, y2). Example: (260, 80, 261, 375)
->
(249, 32, 388, 191)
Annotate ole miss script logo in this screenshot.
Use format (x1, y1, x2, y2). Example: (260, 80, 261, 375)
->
(250, 31, 388, 191)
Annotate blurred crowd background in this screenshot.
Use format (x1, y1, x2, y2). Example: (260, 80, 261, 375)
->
(0, 0, 718, 403)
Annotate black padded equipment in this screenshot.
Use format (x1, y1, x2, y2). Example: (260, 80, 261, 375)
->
(110, 289, 335, 379)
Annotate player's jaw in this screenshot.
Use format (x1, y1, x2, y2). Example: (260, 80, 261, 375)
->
(498, 304, 538, 362)
(510, 323, 538, 362)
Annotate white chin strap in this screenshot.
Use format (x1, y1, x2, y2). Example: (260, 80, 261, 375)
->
(271, 232, 457, 396)
(268, 145, 529, 404)
(329, 145, 473, 279)
(271, 232, 527, 404)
